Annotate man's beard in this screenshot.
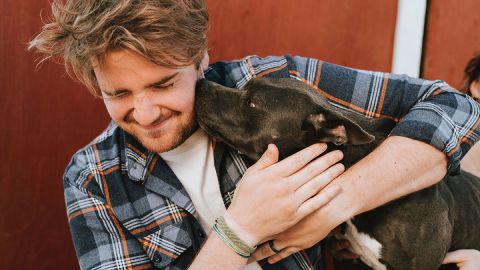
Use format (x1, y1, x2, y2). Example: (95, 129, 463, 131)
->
(123, 112, 199, 153)
(158, 115, 198, 152)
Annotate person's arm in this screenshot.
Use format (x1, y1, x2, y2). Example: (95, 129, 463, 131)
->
(325, 135, 446, 221)
(218, 55, 479, 173)
(187, 234, 249, 270)
(245, 56, 480, 263)
(252, 136, 447, 263)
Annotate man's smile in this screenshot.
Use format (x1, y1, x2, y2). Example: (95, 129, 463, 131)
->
(135, 114, 175, 138)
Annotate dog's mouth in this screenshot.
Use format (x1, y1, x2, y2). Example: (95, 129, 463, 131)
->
(196, 118, 216, 136)
(197, 118, 259, 159)
(196, 118, 229, 143)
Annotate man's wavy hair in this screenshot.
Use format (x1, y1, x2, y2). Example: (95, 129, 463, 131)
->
(29, 0, 209, 95)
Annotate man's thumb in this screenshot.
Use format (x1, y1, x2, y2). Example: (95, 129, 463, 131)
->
(252, 144, 279, 171)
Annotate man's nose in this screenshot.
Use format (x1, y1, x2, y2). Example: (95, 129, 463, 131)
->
(132, 92, 161, 126)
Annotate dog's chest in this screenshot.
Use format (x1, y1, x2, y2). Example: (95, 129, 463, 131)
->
(342, 220, 387, 270)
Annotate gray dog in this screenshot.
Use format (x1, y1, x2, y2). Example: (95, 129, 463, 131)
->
(194, 77, 480, 270)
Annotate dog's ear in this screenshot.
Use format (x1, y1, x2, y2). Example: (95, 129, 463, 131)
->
(302, 113, 375, 145)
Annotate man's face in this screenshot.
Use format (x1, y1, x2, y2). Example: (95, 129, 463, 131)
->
(93, 49, 207, 153)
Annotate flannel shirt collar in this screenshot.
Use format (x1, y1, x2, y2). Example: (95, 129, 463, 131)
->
(121, 129, 196, 214)
(121, 125, 228, 181)
(122, 130, 155, 183)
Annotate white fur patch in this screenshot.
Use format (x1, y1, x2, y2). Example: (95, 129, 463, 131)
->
(341, 220, 387, 270)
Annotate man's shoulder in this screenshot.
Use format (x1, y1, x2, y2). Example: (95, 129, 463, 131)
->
(63, 122, 124, 194)
(206, 55, 301, 87)
(208, 55, 292, 71)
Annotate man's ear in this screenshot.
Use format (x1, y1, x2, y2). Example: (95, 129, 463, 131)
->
(200, 51, 209, 71)
(302, 113, 375, 145)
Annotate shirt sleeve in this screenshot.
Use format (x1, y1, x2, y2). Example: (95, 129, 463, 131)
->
(288, 55, 480, 174)
(209, 55, 480, 174)
(63, 151, 154, 270)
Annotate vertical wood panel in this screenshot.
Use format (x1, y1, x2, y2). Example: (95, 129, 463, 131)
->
(0, 1, 109, 269)
(206, 0, 398, 71)
(422, 0, 480, 89)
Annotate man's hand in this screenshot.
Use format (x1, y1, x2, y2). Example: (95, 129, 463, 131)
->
(250, 136, 447, 264)
(443, 249, 480, 270)
(226, 143, 344, 246)
(189, 143, 344, 270)
(248, 201, 347, 264)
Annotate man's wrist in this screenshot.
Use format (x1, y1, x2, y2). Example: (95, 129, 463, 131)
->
(223, 212, 259, 247)
(317, 180, 359, 227)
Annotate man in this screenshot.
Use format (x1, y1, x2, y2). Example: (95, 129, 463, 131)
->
(29, 0, 480, 269)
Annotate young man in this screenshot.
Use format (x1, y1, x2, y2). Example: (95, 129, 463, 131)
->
(29, 1, 480, 269)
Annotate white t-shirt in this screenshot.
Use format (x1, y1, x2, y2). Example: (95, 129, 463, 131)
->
(160, 129, 261, 270)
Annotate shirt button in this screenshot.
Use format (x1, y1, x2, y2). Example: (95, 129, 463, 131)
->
(198, 230, 205, 238)
(153, 255, 162, 263)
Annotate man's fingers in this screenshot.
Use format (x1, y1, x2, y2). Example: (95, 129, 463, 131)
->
(294, 163, 344, 203)
(248, 144, 279, 172)
(289, 150, 343, 190)
(265, 243, 359, 265)
(267, 247, 298, 264)
(248, 242, 276, 263)
(272, 143, 327, 176)
(443, 250, 466, 264)
(296, 185, 342, 219)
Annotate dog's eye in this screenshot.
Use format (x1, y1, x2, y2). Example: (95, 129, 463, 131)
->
(246, 99, 256, 108)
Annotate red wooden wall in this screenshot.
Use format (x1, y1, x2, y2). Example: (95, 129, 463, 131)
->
(422, 0, 480, 89)
(8, 1, 477, 269)
(207, 1, 398, 71)
(0, 1, 110, 269)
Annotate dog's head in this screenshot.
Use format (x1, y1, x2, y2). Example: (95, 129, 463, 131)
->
(195, 77, 375, 160)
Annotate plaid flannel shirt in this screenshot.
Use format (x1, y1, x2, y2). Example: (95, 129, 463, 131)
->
(64, 55, 480, 270)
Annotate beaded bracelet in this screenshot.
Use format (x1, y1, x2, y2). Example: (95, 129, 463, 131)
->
(213, 216, 256, 258)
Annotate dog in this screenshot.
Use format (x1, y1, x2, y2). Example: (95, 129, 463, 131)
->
(194, 77, 480, 270)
